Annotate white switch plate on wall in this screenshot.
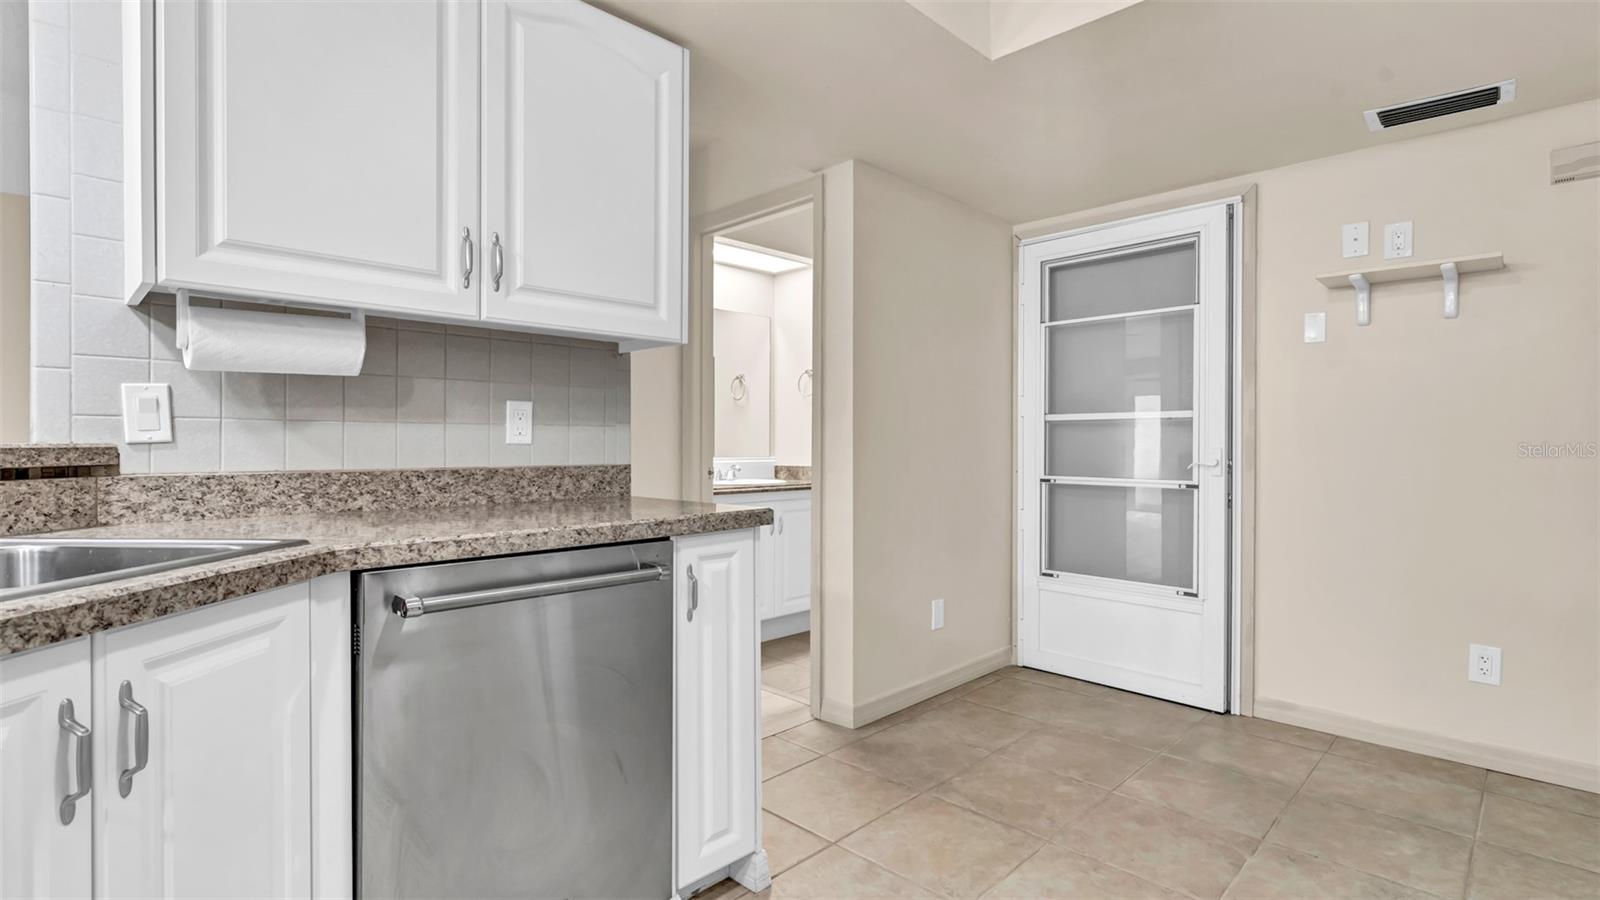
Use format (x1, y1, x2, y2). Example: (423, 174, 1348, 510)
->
(1341, 222, 1369, 258)
(120, 383, 173, 443)
(1384, 221, 1414, 259)
(1304, 312, 1327, 343)
(505, 400, 533, 445)
(931, 598, 945, 630)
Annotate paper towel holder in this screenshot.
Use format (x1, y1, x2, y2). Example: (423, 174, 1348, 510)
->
(174, 289, 367, 352)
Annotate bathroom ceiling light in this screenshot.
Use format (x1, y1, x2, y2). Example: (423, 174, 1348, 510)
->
(713, 239, 810, 274)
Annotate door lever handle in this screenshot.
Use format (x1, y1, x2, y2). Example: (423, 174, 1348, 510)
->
(1187, 458, 1221, 472)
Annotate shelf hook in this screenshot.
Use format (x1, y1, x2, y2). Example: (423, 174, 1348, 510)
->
(1348, 273, 1371, 326)
(1440, 261, 1459, 319)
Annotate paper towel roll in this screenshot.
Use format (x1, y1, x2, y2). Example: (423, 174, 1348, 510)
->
(182, 305, 367, 376)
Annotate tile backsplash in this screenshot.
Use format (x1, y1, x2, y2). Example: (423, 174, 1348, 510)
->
(57, 303, 631, 474)
(25, 0, 629, 473)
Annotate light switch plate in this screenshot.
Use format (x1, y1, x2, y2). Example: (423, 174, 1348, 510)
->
(1341, 222, 1369, 258)
(120, 383, 173, 444)
(931, 598, 945, 631)
(1383, 221, 1413, 259)
(1304, 312, 1327, 343)
(505, 400, 533, 445)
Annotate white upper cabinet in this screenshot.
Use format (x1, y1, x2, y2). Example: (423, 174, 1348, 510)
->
(0, 640, 93, 900)
(481, 0, 687, 345)
(154, 0, 481, 319)
(129, 0, 687, 346)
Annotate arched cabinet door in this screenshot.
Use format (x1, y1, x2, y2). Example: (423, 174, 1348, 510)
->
(157, 0, 481, 318)
(482, 0, 687, 345)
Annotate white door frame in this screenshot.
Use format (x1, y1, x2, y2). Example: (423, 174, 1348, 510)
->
(685, 178, 825, 716)
(1015, 197, 1243, 712)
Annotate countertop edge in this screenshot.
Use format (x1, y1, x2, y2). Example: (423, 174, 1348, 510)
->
(712, 482, 813, 496)
(0, 507, 771, 657)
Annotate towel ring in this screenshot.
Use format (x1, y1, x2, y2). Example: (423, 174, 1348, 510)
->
(730, 374, 748, 402)
(796, 368, 813, 399)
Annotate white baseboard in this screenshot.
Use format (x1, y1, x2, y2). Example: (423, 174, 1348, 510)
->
(760, 611, 810, 642)
(825, 646, 1013, 729)
(1254, 696, 1600, 793)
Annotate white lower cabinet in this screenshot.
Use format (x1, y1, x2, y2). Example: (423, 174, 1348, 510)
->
(718, 492, 812, 626)
(0, 638, 93, 900)
(0, 576, 350, 900)
(673, 530, 766, 893)
(771, 498, 813, 620)
(94, 582, 314, 899)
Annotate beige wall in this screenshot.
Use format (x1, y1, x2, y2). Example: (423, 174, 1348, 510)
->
(820, 161, 1015, 723)
(630, 344, 682, 499)
(0, 192, 27, 442)
(773, 267, 813, 466)
(1021, 100, 1600, 784)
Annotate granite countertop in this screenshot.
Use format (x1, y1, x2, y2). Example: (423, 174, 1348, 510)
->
(0, 443, 120, 470)
(0, 496, 772, 656)
(712, 480, 812, 496)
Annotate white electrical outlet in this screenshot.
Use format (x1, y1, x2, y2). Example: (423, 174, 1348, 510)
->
(1383, 221, 1413, 259)
(1468, 644, 1502, 685)
(1341, 222, 1369, 258)
(505, 400, 533, 445)
(931, 598, 945, 631)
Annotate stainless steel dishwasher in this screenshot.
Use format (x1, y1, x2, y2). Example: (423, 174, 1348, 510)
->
(356, 540, 673, 899)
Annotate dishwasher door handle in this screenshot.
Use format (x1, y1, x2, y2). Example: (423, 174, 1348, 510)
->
(392, 564, 671, 618)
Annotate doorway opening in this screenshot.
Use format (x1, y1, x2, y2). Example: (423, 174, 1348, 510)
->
(1017, 199, 1241, 712)
(692, 183, 821, 736)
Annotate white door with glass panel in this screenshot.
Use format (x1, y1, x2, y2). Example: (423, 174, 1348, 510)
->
(1018, 203, 1232, 712)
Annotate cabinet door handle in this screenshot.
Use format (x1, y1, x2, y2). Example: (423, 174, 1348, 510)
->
(118, 681, 148, 798)
(461, 226, 475, 289)
(491, 232, 504, 292)
(57, 699, 91, 825)
(686, 565, 699, 622)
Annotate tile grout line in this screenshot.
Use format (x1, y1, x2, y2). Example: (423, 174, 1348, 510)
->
(1460, 785, 1490, 900)
(1207, 738, 1330, 900)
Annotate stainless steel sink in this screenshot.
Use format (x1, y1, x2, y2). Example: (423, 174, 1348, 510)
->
(0, 538, 309, 602)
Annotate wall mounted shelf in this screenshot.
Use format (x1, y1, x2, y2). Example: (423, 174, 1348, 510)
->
(1315, 252, 1504, 324)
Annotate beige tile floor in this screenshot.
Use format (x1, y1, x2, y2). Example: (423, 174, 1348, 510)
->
(762, 632, 815, 737)
(715, 661, 1600, 900)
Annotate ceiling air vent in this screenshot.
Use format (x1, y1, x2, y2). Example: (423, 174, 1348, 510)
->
(1364, 79, 1515, 132)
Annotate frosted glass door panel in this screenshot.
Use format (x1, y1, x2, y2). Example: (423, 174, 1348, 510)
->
(1046, 241, 1197, 321)
(1045, 484, 1194, 589)
(1046, 419, 1193, 481)
(1047, 311, 1194, 415)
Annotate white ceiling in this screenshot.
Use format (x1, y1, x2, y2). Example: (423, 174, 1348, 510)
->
(906, 0, 1144, 61)
(608, 0, 1600, 223)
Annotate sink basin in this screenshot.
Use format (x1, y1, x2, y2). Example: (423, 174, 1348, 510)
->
(0, 538, 309, 602)
(714, 478, 789, 487)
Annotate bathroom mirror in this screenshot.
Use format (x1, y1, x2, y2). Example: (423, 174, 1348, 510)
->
(710, 217, 814, 467)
